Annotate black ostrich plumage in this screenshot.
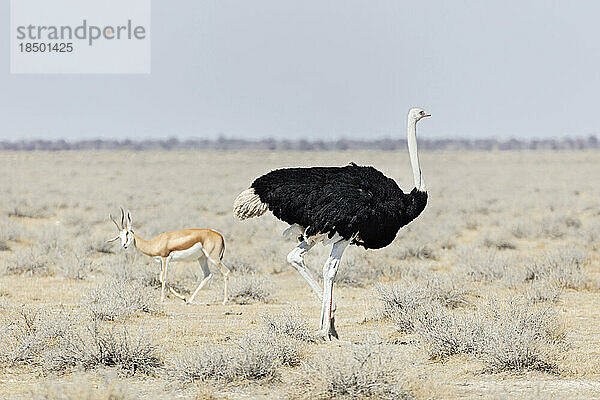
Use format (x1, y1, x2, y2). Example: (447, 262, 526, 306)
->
(251, 163, 428, 249)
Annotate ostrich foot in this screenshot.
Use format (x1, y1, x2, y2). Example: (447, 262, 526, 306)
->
(329, 317, 339, 339)
(317, 317, 339, 341)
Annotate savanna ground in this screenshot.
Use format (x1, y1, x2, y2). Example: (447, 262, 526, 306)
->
(0, 150, 599, 399)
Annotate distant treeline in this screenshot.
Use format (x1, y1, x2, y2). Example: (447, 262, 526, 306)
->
(1, 136, 599, 151)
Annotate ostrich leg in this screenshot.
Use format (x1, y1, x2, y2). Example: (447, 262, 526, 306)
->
(287, 241, 339, 312)
(287, 241, 322, 297)
(319, 239, 350, 339)
(288, 240, 340, 333)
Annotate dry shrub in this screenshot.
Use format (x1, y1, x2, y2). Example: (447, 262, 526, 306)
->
(459, 248, 510, 282)
(376, 279, 469, 333)
(465, 218, 479, 231)
(0, 308, 73, 366)
(525, 246, 588, 289)
(7, 205, 52, 219)
(0, 216, 20, 242)
(171, 331, 300, 383)
(477, 298, 565, 372)
(6, 246, 56, 276)
(413, 296, 566, 372)
(458, 245, 588, 293)
(512, 215, 582, 240)
(226, 257, 257, 274)
(412, 304, 482, 359)
(458, 247, 524, 287)
(524, 281, 562, 304)
(511, 222, 532, 239)
(88, 239, 115, 254)
(85, 278, 158, 321)
(261, 308, 319, 343)
(3, 226, 66, 276)
(538, 215, 581, 239)
(55, 249, 96, 280)
(292, 343, 414, 400)
(44, 323, 162, 376)
(229, 272, 273, 304)
(391, 261, 435, 282)
(108, 255, 163, 289)
(400, 244, 437, 260)
(482, 236, 517, 250)
(100, 251, 151, 277)
(0, 306, 161, 376)
(585, 226, 600, 250)
(103, 250, 190, 297)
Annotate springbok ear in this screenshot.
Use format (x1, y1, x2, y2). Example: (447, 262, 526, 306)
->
(126, 210, 132, 230)
(106, 235, 120, 243)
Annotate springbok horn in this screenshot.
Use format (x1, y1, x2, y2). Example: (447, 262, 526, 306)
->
(106, 235, 120, 243)
(109, 213, 121, 230)
(120, 207, 125, 229)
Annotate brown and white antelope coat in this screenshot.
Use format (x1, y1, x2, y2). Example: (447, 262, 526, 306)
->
(108, 209, 230, 304)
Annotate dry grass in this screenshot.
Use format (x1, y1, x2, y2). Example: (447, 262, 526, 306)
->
(0, 308, 73, 366)
(0, 306, 161, 376)
(1, 150, 599, 399)
(33, 378, 138, 400)
(412, 296, 566, 372)
(85, 277, 158, 321)
(261, 308, 319, 343)
(170, 331, 301, 383)
(291, 342, 414, 400)
(375, 278, 469, 332)
(524, 246, 588, 289)
(7, 204, 52, 219)
(44, 322, 162, 376)
(228, 272, 273, 304)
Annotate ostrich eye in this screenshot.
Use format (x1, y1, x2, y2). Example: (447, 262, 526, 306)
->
(419, 111, 424, 115)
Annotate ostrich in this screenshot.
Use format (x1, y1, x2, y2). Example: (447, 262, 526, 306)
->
(233, 107, 430, 339)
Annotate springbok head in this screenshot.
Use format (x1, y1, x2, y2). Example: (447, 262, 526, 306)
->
(107, 208, 135, 249)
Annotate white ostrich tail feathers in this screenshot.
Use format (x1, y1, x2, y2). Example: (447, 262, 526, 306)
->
(233, 188, 268, 220)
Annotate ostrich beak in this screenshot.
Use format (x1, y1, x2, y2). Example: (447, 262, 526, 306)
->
(423, 114, 431, 118)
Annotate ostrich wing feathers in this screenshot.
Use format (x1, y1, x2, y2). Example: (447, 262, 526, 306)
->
(249, 164, 427, 249)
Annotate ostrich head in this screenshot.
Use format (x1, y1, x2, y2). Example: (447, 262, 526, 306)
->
(107, 208, 135, 249)
(408, 107, 431, 123)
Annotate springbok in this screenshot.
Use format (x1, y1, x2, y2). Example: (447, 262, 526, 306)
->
(107, 209, 230, 304)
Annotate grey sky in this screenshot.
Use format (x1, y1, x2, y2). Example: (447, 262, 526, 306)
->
(1, 0, 599, 140)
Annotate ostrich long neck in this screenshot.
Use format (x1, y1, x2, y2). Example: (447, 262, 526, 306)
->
(407, 118, 426, 192)
(132, 233, 156, 256)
